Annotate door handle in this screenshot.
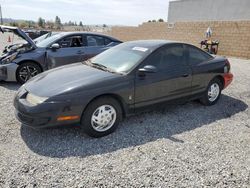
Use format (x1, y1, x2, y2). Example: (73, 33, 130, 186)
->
(182, 74, 189, 77)
(76, 51, 85, 55)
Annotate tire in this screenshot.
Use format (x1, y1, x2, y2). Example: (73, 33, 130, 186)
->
(16, 62, 42, 84)
(200, 78, 223, 106)
(81, 96, 122, 138)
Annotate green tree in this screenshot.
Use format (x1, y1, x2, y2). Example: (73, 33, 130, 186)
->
(158, 18, 164, 22)
(55, 16, 62, 29)
(148, 20, 152, 23)
(19, 21, 29, 28)
(27, 21, 35, 28)
(79, 21, 83, 26)
(10, 22, 18, 27)
(152, 20, 156, 22)
(46, 20, 55, 29)
(38, 17, 45, 28)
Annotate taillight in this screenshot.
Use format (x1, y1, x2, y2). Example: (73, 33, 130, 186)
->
(224, 59, 231, 73)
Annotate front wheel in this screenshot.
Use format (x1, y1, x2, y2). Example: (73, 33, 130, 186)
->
(81, 97, 122, 138)
(200, 78, 222, 106)
(16, 62, 42, 84)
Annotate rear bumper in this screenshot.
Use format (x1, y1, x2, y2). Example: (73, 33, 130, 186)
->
(0, 63, 18, 82)
(223, 73, 233, 89)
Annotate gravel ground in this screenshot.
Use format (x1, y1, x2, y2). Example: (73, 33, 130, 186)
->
(0, 58, 249, 187)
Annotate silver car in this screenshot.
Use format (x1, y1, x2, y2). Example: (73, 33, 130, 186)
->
(0, 25, 122, 84)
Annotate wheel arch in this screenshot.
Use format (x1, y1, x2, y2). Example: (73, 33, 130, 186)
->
(17, 60, 44, 72)
(213, 75, 225, 88)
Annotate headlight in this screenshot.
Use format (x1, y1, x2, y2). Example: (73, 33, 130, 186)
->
(26, 93, 48, 106)
(1, 52, 18, 64)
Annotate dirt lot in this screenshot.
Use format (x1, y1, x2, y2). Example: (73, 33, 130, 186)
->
(1, 33, 24, 52)
(0, 57, 250, 187)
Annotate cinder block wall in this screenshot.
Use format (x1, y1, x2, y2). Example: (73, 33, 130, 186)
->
(106, 21, 250, 59)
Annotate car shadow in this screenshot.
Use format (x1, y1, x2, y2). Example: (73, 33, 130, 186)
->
(20, 94, 248, 158)
(0, 81, 21, 91)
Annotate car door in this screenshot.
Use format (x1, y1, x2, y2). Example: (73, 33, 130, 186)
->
(185, 44, 214, 95)
(81, 35, 114, 61)
(135, 44, 192, 108)
(46, 34, 85, 69)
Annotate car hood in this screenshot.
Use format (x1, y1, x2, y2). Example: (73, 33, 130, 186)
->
(0, 25, 37, 49)
(24, 63, 118, 97)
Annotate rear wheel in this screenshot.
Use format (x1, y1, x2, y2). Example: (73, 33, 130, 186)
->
(200, 78, 222, 106)
(16, 62, 42, 84)
(81, 97, 122, 138)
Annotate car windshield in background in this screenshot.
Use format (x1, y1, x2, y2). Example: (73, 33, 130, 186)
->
(36, 33, 63, 48)
(34, 32, 57, 44)
(90, 43, 149, 73)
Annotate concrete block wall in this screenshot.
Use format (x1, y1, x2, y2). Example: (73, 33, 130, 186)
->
(106, 21, 250, 59)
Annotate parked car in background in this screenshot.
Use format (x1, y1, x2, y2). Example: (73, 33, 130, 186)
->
(0, 25, 122, 83)
(14, 40, 233, 138)
(2, 31, 57, 54)
(24, 30, 50, 39)
(33, 32, 58, 44)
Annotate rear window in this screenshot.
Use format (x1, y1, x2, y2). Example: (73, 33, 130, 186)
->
(104, 38, 112, 45)
(86, 35, 105, 47)
(187, 45, 212, 65)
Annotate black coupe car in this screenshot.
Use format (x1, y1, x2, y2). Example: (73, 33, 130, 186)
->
(14, 40, 233, 137)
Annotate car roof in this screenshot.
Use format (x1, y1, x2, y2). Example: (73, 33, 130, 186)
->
(57, 32, 122, 42)
(123, 40, 179, 51)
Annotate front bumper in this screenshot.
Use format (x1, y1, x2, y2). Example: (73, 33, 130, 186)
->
(0, 63, 18, 82)
(14, 90, 83, 128)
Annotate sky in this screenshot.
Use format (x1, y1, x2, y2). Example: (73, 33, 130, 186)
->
(0, 0, 170, 26)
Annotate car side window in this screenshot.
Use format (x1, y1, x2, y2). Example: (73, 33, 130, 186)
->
(142, 48, 163, 68)
(104, 38, 112, 45)
(86, 35, 106, 47)
(159, 45, 186, 70)
(142, 45, 186, 71)
(58, 35, 83, 48)
(187, 45, 212, 65)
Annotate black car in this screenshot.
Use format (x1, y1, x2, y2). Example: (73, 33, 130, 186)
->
(14, 40, 233, 137)
(24, 30, 50, 40)
(0, 25, 122, 84)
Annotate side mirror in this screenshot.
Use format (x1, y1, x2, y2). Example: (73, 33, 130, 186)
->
(50, 43, 60, 50)
(138, 65, 158, 74)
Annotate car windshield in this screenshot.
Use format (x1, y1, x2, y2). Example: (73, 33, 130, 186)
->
(34, 32, 58, 44)
(34, 33, 49, 43)
(36, 33, 63, 48)
(89, 43, 150, 73)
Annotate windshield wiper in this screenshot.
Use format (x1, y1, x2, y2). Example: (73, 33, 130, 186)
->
(92, 63, 108, 70)
(92, 63, 118, 74)
(82, 59, 92, 66)
(82, 60, 120, 74)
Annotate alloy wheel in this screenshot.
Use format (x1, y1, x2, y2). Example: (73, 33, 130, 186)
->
(19, 65, 39, 83)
